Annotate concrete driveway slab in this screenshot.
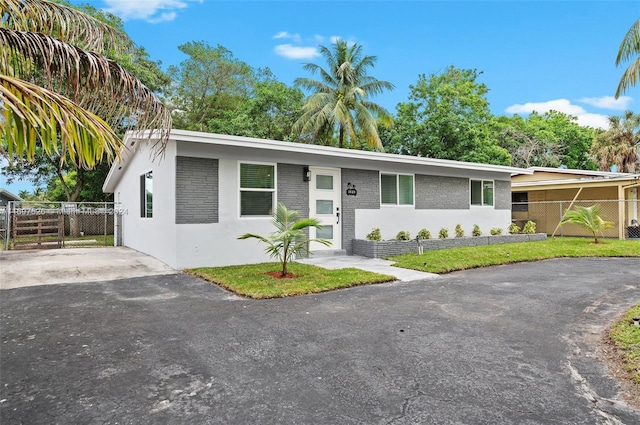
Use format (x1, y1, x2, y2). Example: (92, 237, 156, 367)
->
(0, 247, 176, 290)
(296, 255, 439, 281)
(1, 258, 639, 424)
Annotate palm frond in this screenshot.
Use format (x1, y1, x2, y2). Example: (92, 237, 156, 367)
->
(1, 28, 171, 156)
(616, 18, 640, 65)
(0, 0, 131, 54)
(0, 74, 122, 167)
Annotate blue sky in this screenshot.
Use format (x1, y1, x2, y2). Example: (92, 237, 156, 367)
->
(2, 0, 639, 195)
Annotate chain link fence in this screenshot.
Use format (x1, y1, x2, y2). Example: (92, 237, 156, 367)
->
(3, 201, 122, 250)
(512, 199, 640, 239)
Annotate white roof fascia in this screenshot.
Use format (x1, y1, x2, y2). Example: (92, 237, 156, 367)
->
(104, 129, 532, 193)
(0, 188, 23, 201)
(512, 174, 640, 188)
(517, 166, 635, 178)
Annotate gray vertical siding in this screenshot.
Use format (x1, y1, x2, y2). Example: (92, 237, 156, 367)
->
(415, 175, 470, 210)
(342, 169, 380, 254)
(277, 164, 309, 217)
(175, 156, 219, 224)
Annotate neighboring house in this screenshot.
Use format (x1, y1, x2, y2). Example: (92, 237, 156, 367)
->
(512, 167, 640, 239)
(0, 188, 22, 207)
(103, 130, 529, 269)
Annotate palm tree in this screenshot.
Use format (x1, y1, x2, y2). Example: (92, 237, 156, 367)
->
(293, 39, 394, 150)
(0, 0, 171, 168)
(589, 110, 640, 173)
(560, 205, 614, 244)
(616, 18, 640, 98)
(238, 203, 331, 277)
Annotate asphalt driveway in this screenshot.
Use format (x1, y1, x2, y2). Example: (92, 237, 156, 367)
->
(1, 258, 639, 424)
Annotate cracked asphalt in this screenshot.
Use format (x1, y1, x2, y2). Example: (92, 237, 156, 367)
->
(1, 257, 639, 424)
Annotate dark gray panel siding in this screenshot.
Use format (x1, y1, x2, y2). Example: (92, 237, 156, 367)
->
(277, 164, 309, 217)
(342, 169, 380, 254)
(175, 156, 218, 224)
(415, 175, 470, 210)
(494, 180, 511, 210)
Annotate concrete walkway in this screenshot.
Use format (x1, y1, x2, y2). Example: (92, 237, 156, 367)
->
(296, 254, 439, 281)
(0, 247, 176, 290)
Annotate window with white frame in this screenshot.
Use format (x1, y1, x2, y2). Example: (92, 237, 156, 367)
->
(380, 173, 414, 206)
(470, 179, 494, 206)
(140, 171, 153, 218)
(240, 163, 275, 216)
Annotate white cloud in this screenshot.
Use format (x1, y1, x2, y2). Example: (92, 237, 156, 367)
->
(274, 44, 320, 60)
(102, 0, 202, 23)
(578, 95, 632, 110)
(273, 31, 301, 43)
(505, 99, 610, 129)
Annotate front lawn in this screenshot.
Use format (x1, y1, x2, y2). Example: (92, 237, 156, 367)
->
(389, 237, 640, 274)
(610, 303, 640, 385)
(188, 262, 396, 299)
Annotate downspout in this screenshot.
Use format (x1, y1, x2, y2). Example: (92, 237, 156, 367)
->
(551, 187, 583, 238)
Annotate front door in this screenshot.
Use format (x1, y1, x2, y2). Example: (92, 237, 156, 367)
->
(309, 167, 341, 251)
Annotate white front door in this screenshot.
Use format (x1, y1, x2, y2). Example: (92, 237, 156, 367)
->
(309, 167, 341, 251)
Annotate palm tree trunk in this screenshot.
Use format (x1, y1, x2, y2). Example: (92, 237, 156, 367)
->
(339, 125, 345, 148)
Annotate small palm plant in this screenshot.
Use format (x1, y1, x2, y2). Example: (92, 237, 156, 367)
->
(238, 203, 331, 277)
(560, 204, 614, 244)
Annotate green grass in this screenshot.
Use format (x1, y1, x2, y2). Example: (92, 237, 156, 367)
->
(188, 262, 396, 299)
(609, 303, 640, 384)
(389, 237, 640, 274)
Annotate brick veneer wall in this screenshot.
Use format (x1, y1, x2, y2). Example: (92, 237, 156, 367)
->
(415, 175, 470, 210)
(342, 169, 380, 254)
(175, 156, 218, 224)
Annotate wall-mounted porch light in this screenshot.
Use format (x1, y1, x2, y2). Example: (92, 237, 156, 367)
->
(303, 166, 311, 182)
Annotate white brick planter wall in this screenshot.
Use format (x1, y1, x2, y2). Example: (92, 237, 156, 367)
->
(352, 233, 547, 258)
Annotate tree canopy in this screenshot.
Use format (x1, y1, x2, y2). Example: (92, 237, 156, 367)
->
(385, 66, 510, 165)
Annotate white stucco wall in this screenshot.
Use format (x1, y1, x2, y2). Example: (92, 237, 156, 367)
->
(355, 207, 513, 240)
(174, 159, 277, 268)
(114, 141, 178, 268)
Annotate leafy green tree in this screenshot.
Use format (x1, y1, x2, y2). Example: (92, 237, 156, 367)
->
(386, 66, 510, 165)
(616, 18, 640, 98)
(238, 203, 331, 277)
(208, 76, 305, 141)
(492, 111, 598, 169)
(168, 42, 255, 131)
(560, 205, 614, 243)
(0, 0, 170, 168)
(590, 110, 640, 173)
(293, 39, 394, 150)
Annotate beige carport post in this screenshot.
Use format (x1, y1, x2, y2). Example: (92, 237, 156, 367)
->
(551, 187, 583, 238)
(622, 181, 640, 240)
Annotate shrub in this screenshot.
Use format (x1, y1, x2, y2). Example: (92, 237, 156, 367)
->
(417, 228, 431, 240)
(472, 224, 482, 237)
(508, 223, 521, 234)
(522, 221, 536, 234)
(395, 230, 411, 241)
(238, 203, 331, 277)
(455, 224, 464, 238)
(366, 228, 382, 241)
(490, 228, 503, 235)
(439, 228, 449, 239)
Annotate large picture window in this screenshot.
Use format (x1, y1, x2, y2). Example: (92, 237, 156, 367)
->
(381, 173, 414, 206)
(471, 179, 494, 207)
(140, 171, 153, 218)
(240, 163, 275, 216)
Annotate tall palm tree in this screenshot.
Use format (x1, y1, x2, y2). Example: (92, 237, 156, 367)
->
(616, 18, 640, 98)
(590, 110, 640, 173)
(0, 0, 171, 168)
(293, 39, 394, 150)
